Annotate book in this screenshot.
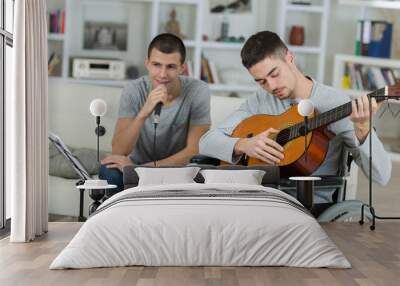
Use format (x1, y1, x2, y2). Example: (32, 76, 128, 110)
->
(368, 21, 392, 58)
(355, 20, 362, 56)
(342, 63, 351, 89)
(48, 53, 61, 76)
(48, 9, 65, 33)
(370, 66, 386, 88)
(361, 20, 371, 56)
(208, 61, 220, 84)
(201, 55, 213, 83)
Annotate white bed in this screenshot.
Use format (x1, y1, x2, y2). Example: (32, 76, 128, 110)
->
(50, 183, 351, 269)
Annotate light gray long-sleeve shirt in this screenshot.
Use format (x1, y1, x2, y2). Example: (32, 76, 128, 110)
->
(200, 80, 392, 186)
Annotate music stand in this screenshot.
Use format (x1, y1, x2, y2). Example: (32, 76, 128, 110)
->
(49, 132, 91, 221)
(360, 94, 400, 230)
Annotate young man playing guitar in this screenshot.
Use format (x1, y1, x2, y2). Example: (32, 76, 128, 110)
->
(199, 31, 391, 201)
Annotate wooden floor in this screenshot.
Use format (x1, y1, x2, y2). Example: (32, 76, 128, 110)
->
(357, 160, 400, 216)
(1, 222, 400, 286)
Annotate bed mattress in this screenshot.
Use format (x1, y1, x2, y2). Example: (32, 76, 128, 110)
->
(50, 183, 350, 269)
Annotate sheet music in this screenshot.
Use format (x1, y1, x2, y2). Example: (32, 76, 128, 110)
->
(49, 132, 92, 180)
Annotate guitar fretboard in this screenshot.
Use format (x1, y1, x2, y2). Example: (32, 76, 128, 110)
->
(276, 87, 387, 145)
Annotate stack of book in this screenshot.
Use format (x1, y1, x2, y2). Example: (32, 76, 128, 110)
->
(48, 53, 61, 76)
(48, 9, 65, 34)
(200, 55, 220, 84)
(355, 20, 392, 58)
(342, 62, 399, 91)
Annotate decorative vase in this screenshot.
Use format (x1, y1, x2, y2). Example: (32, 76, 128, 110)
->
(289, 26, 305, 46)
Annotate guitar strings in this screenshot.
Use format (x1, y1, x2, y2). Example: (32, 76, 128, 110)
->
(276, 103, 352, 143)
(270, 90, 398, 143)
(275, 96, 399, 143)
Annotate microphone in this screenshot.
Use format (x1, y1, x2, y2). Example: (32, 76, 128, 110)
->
(89, 98, 107, 133)
(152, 101, 163, 168)
(90, 99, 107, 117)
(153, 102, 163, 126)
(297, 99, 314, 136)
(297, 99, 314, 162)
(297, 99, 314, 117)
(89, 99, 107, 162)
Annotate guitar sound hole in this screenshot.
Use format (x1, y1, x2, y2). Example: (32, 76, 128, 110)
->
(276, 130, 290, 146)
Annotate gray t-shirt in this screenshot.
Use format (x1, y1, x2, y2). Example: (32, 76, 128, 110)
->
(118, 76, 211, 164)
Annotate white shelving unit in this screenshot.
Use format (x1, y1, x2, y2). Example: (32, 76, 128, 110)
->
(46, 0, 68, 78)
(333, 54, 400, 100)
(208, 83, 257, 93)
(47, 0, 259, 94)
(151, 0, 257, 94)
(333, 0, 400, 102)
(338, 0, 400, 10)
(277, 0, 330, 82)
(47, 33, 65, 41)
(201, 41, 243, 50)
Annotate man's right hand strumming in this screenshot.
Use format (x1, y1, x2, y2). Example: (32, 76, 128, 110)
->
(137, 85, 168, 119)
(234, 128, 284, 165)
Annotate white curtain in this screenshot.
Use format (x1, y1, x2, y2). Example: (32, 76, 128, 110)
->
(7, 0, 48, 242)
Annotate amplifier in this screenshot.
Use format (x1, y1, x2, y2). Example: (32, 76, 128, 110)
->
(72, 58, 126, 80)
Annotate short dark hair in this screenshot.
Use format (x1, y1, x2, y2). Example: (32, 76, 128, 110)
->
(241, 31, 288, 69)
(147, 33, 186, 64)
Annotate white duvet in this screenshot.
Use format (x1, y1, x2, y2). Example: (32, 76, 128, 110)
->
(50, 183, 351, 269)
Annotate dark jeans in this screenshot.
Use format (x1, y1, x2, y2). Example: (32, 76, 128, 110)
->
(98, 165, 124, 196)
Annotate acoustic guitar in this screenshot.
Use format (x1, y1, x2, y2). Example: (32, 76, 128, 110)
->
(226, 84, 400, 177)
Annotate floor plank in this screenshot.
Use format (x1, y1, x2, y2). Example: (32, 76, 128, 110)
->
(1, 222, 400, 286)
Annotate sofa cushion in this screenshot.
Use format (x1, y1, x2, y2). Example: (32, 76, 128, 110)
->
(123, 164, 280, 190)
(49, 141, 108, 179)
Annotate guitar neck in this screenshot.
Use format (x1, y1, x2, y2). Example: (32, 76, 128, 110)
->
(309, 86, 388, 130)
(280, 87, 388, 143)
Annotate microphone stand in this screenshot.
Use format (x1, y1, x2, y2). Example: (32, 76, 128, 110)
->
(96, 116, 100, 162)
(304, 116, 308, 162)
(94, 116, 106, 162)
(360, 97, 400, 230)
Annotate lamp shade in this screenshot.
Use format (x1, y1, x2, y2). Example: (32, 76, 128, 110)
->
(89, 99, 107, 117)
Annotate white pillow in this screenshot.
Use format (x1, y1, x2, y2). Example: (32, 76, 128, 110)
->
(135, 167, 201, 186)
(200, 169, 266, 185)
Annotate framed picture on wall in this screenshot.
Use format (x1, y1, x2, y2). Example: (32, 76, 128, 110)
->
(83, 21, 128, 51)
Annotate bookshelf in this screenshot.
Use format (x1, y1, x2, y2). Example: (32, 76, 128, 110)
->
(338, 0, 400, 10)
(333, 54, 400, 163)
(333, 54, 400, 102)
(277, 0, 330, 82)
(46, 0, 67, 78)
(47, 0, 259, 95)
(333, 0, 400, 102)
(334, 0, 400, 162)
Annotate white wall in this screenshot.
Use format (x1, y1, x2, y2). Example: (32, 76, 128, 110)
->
(48, 80, 121, 152)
